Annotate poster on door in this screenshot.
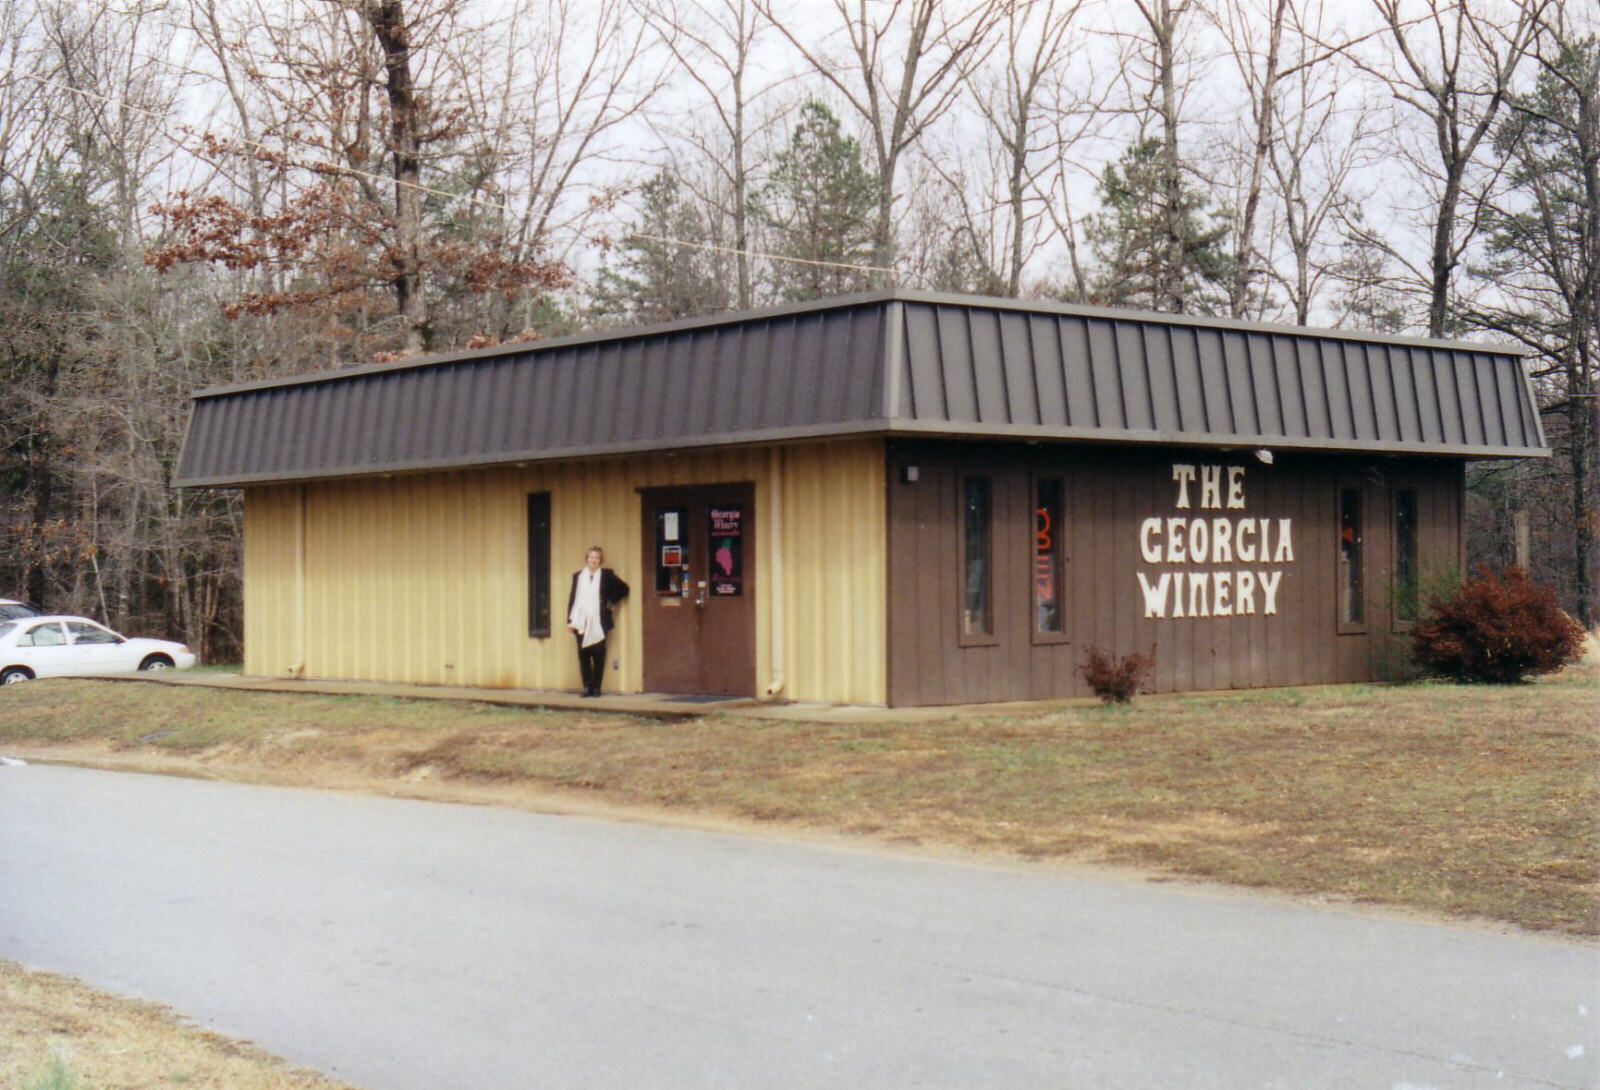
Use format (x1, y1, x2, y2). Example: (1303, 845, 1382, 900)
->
(708, 506, 743, 596)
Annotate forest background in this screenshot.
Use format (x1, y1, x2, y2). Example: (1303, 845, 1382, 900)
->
(0, 0, 1593, 663)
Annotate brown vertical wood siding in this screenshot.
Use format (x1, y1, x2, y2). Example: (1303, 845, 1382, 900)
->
(885, 440, 1464, 706)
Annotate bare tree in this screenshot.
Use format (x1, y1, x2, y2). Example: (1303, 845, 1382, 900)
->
(956, 0, 1093, 297)
(754, 0, 1009, 282)
(635, 0, 781, 308)
(1462, 6, 1599, 623)
(1215, 0, 1371, 324)
(1347, 0, 1549, 337)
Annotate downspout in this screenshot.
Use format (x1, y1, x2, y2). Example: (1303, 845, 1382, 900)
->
(291, 484, 307, 677)
(765, 445, 785, 698)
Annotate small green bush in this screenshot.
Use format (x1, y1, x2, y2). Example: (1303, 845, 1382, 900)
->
(1079, 645, 1154, 704)
(27, 1055, 77, 1090)
(1411, 566, 1584, 683)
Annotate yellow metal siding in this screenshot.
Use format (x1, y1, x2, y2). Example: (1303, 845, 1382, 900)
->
(239, 439, 886, 704)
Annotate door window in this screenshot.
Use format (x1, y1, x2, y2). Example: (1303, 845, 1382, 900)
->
(67, 622, 121, 645)
(707, 506, 743, 597)
(655, 507, 689, 596)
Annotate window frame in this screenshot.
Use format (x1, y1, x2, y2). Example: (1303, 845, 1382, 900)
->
(957, 474, 998, 647)
(1030, 473, 1070, 646)
(527, 492, 552, 638)
(1336, 482, 1368, 635)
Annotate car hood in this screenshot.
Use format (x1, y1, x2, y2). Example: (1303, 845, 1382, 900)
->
(122, 637, 189, 655)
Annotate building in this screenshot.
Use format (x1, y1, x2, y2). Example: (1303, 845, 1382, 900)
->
(174, 290, 1547, 706)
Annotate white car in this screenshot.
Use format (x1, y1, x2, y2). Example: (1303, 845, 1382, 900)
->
(0, 615, 197, 684)
(0, 599, 41, 622)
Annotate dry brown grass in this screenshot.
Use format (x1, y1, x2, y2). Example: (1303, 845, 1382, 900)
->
(0, 961, 356, 1090)
(2, 665, 1596, 935)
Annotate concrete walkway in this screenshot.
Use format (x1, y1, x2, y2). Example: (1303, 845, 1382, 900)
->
(120, 670, 1102, 722)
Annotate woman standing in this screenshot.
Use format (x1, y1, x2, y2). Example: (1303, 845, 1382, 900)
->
(567, 545, 629, 697)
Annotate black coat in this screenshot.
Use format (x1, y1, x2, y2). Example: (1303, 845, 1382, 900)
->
(567, 568, 630, 636)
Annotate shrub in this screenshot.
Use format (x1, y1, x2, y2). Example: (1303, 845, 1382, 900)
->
(1410, 566, 1584, 683)
(1079, 645, 1154, 704)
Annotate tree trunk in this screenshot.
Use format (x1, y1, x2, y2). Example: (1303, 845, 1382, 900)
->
(363, 0, 429, 354)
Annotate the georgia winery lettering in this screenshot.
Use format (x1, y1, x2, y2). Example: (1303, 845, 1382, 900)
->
(1136, 464, 1294, 619)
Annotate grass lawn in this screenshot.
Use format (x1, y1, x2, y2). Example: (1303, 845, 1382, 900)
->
(1, 665, 1595, 936)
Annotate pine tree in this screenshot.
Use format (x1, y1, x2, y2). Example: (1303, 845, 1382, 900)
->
(592, 171, 728, 325)
(1083, 138, 1233, 314)
(757, 101, 879, 302)
(1468, 31, 1599, 625)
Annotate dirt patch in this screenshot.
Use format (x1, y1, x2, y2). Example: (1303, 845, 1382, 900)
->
(0, 961, 357, 1090)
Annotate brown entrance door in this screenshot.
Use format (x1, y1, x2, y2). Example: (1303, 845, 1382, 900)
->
(640, 483, 757, 696)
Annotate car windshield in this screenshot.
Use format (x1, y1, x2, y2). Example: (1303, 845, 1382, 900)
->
(0, 603, 38, 621)
(0, 622, 14, 640)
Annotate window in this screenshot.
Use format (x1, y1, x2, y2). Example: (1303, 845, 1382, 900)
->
(960, 476, 993, 640)
(1033, 477, 1066, 640)
(1393, 488, 1419, 625)
(66, 622, 120, 644)
(1338, 486, 1364, 629)
(22, 623, 65, 647)
(527, 493, 551, 637)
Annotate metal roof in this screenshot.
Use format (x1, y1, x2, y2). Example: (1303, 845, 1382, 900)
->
(174, 290, 1548, 487)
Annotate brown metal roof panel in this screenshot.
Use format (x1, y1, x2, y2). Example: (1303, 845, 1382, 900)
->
(1269, 335, 1306, 438)
(830, 306, 870, 422)
(1194, 327, 1232, 434)
(1162, 325, 1199, 433)
(1242, 334, 1279, 436)
(750, 318, 787, 428)
(706, 324, 742, 436)
(931, 304, 977, 423)
(1366, 343, 1400, 442)
(992, 310, 1034, 425)
(1057, 316, 1095, 428)
(1339, 342, 1364, 439)
(789, 312, 827, 425)
(1386, 345, 1419, 444)
(968, 308, 1008, 423)
(1292, 339, 1328, 438)
(1450, 353, 1483, 446)
(1109, 321, 1148, 430)
(1085, 318, 1120, 428)
(1430, 350, 1464, 445)
(1497, 356, 1533, 448)
(859, 305, 888, 421)
(903, 305, 944, 421)
(1474, 355, 1506, 448)
(1221, 330, 1255, 435)
(1025, 314, 1063, 425)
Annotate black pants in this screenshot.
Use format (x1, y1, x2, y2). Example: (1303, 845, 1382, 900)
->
(576, 636, 607, 695)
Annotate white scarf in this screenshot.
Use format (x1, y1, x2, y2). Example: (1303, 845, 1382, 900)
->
(570, 568, 605, 648)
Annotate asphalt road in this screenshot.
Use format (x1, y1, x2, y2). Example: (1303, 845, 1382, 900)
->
(1, 763, 1595, 1090)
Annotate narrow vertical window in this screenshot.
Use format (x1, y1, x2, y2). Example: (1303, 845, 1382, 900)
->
(527, 492, 551, 637)
(1394, 489, 1418, 624)
(1338, 487, 1363, 627)
(1034, 478, 1064, 636)
(960, 476, 992, 639)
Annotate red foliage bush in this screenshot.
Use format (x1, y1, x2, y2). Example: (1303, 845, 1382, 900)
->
(1079, 645, 1155, 704)
(1410, 566, 1584, 683)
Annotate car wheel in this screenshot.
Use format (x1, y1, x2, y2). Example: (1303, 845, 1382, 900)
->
(0, 666, 34, 685)
(138, 654, 175, 672)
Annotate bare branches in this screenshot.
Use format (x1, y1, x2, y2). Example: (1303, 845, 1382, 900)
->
(753, 0, 1009, 279)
